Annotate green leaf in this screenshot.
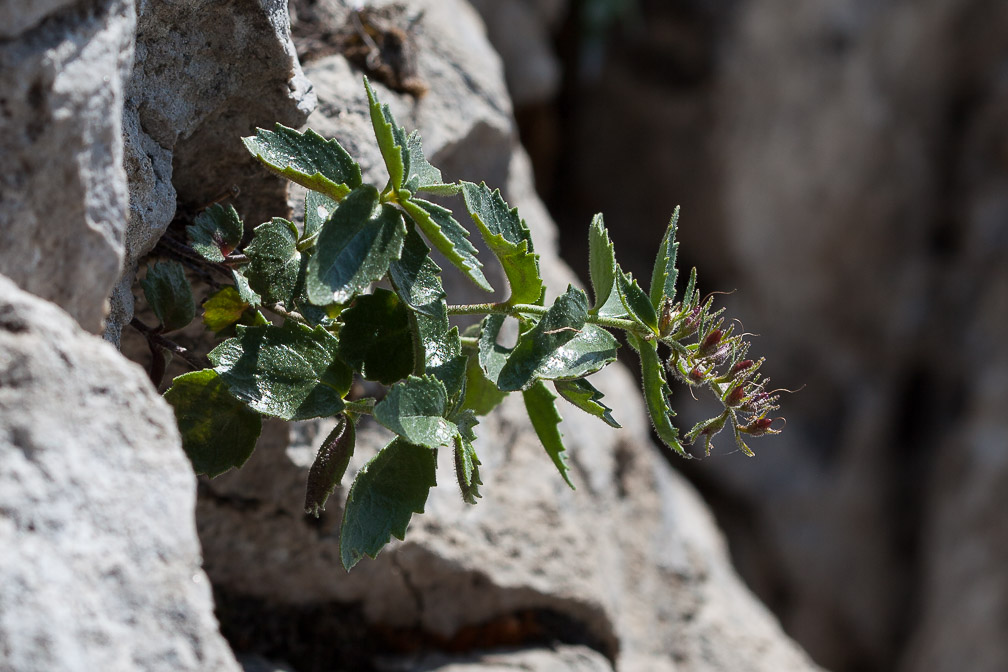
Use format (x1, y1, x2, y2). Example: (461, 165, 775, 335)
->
(337, 289, 415, 385)
(453, 429, 482, 505)
(245, 217, 301, 306)
(618, 271, 659, 335)
(554, 378, 620, 428)
(164, 369, 261, 477)
(461, 181, 544, 306)
(340, 438, 436, 570)
(187, 204, 244, 262)
(477, 313, 511, 387)
(462, 352, 508, 416)
(304, 415, 355, 517)
(403, 130, 458, 195)
(208, 321, 352, 421)
(305, 185, 406, 305)
(682, 266, 698, 308)
(231, 269, 262, 307)
(588, 213, 617, 312)
(364, 77, 407, 191)
(203, 286, 249, 334)
(400, 196, 491, 292)
(632, 334, 688, 457)
(650, 207, 680, 309)
(304, 189, 339, 241)
(373, 375, 458, 450)
(523, 381, 575, 489)
(242, 124, 361, 201)
(141, 261, 195, 332)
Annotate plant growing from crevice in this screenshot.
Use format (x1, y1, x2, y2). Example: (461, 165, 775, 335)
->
(136, 78, 784, 571)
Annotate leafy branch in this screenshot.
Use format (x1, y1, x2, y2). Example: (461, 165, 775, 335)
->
(139, 77, 785, 571)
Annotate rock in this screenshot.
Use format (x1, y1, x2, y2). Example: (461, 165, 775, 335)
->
(0, 274, 240, 672)
(0, 0, 134, 334)
(197, 2, 819, 670)
(382, 644, 614, 671)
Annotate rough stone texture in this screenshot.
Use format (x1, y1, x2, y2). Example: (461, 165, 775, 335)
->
(106, 0, 315, 345)
(385, 645, 614, 671)
(0, 0, 134, 334)
(0, 274, 240, 672)
(197, 2, 819, 671)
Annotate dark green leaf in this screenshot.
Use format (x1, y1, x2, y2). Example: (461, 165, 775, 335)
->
(588, 213, 617, 312)
(461, 181, 543, 305)
(632, 334, 688, 457)
(373, 375, 458, 450)
(187, 204, 244, 262)
(403, 130, 458, 195)
(141, 261, 195, 332)
(400, 197, 491, 292)
(364, 77, 407, 191)
(523, 380, 574, 489)
(305, 185, 406, 305)
(477, 313, 511, 387)
(231, 269, 262, 307)
(246, 218, 301, 306)
(242, 124, 361, 201)
(203, 286, 248, 334)
(650, 207, 680, 309)
(462, 352, 508, 415)
(453, 430, 482, 505)
(337, 289, 414, 385)
(208, 321, 351, 421)
(554, 378, 620, 428)
(304, 415, 355, 517)
(340, 438, 436, 570)
(304, 190, 339, 241)
(618, 272, 659, 335)
(164, 369, 261, 477)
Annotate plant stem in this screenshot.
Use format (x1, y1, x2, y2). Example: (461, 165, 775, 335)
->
(129, 318, 206, 370)
(343, 398, 375, 415)
(445, 302, 650, 335)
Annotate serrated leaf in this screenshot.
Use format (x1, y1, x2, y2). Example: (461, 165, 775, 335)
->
(618, 271, 659, 335)
(650, 207, 680, 309)
(682, 267, 698, 308)
(523, 380, 575, 489)
(305, 185, 406, 305)
(588, 213, 617, 312)
(164, 369, 261, 477)
(462, 352, 508, 416)
(245, 217, 301, 306)
(373, 375, 458, 450)
(208, 321, 351, 421)
(400, 197, 491, 292)
(203, 286, 248, 334)
(632, 334, 688, 457)
(403, 130, 458, 195)
(141, 261, 195, 332)
(554, 378, 620, 428)
(187, 204, 244, 262)
(337, 289, 414, 385)
(304, 415, 355, 517)
(340, 438, 436, 570)
(453, 431, 482, 505)
(304, 189, 339, 241)
(365, 77, 408, 191)
(242, 124, 361, 201)
(461, 181, 544, 306)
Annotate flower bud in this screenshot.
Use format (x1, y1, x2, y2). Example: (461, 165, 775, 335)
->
(742, 416, 775, 436)
(700, 329, 723, 353)
(726, 385, 747, 407)
(658, 300, 675, 337)
(732, 359, 754, 375)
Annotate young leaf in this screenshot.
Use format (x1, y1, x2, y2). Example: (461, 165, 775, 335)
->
(340, 438, 437, 570)
(454, 435, 482, 504)
(403, 130, 458, 195)
(187, 203, 244, 262)
(203, 286, 248, 334)
(245, 217, 301, 307)
(305, 415, 356, 517)
(337, 289, 415, 385)
(631, 334, 689, 458)
(364, 77, 407, 191)
(373, 375, 458, 450)
(242, 124, 362, 201)
(141, 261, 195, 332)
(163, 369, 261, 477)
(208, 321, 352, 421)
(618, 272, 659, 335)
(682, 266, 698, 308)
(304, 189, 339, 241)
(462, 352, 508, 416)
(460, 181, 544, 306)
(554, 378, 620, 428)
(477, 313, 511, 387)
(305, 185, 406, 305)
(649, 207, 680, 309)
(523, 380, 575, 490)
(400, 196, 491, 292)
(588, 213, 617, 312)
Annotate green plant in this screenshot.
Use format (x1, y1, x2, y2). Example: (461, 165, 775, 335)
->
(142, 78, 783, 570)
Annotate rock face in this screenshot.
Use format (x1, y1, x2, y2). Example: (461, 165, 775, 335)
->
(0, 274, 239, 672)
(196, 2, 819, 671)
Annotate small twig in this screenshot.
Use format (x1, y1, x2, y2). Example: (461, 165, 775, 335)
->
(130, 317, 206, 371)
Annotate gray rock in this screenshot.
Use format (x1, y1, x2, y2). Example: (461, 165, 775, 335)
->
(382, 645, 613, 671)
(0, 0, 134, 334)
(0, 274, 240, 672)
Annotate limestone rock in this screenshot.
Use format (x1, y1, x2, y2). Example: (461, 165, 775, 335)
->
(0, 274, 240, 672)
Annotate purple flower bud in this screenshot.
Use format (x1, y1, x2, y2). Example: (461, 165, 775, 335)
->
(732, 359, 754, 374)
(726, 385, 747, 407)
